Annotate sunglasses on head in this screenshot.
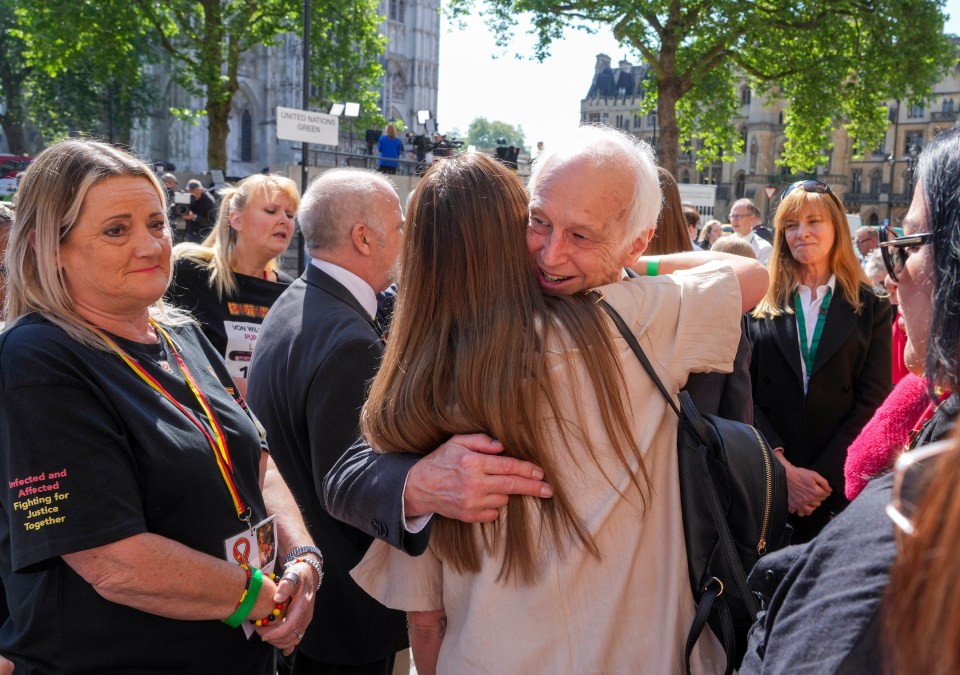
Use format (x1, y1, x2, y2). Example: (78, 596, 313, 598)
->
(781, 180, 844, 213)
(879, 232, 934, 282)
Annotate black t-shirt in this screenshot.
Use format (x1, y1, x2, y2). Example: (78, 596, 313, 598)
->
(0, 315, 273, 673)
(167, 258, 293, 389)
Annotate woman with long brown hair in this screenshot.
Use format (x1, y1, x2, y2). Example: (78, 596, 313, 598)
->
(350, 150, 764, 674)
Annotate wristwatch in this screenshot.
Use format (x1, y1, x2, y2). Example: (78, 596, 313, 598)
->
(284, 545, 324, 591)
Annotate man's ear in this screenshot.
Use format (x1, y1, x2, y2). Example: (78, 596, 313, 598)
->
(621, 228, 656, 265)
(351, 222, 373, 255)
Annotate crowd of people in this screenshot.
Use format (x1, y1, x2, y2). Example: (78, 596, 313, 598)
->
(0, 121, 956, 674)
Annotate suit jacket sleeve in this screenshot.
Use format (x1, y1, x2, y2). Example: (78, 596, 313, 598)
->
(744, 314, 788, 450)
(324, 440, 433, 555)
(716, 329, 755, 425)
(808, 296, 892, 492)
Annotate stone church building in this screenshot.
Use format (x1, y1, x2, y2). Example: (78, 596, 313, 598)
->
(130, 0, 441, 178)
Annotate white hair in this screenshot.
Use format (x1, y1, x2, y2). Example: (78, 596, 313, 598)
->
(527, 124, 661, 240)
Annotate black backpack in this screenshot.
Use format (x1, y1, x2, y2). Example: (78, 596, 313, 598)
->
(599, 298, 791, 675)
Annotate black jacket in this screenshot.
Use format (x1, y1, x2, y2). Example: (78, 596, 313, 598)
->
(744, 285, 892, 541)
(247, 265, 408, 664)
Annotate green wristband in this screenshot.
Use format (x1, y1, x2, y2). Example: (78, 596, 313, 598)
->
(224, 567, 263, 628)
(646, 257, 660, 276)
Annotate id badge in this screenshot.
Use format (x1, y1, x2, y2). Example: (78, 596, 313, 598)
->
(224, 515, 277, 637)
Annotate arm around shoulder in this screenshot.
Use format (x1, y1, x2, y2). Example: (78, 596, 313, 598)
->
(323, 439, 432, 555)
(638, 251, 769, 312)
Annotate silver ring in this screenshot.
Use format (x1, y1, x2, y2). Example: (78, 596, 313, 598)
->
(281, 571, 302, 590)
(294, 629, 304, 640)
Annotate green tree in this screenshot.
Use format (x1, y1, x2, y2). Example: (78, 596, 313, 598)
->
(310, 0, 388, 144)
(16, 0, 299, 170)
(0, 0, 31, 154)
(466, 116, 526, 149)
(450, 0, 954, 175)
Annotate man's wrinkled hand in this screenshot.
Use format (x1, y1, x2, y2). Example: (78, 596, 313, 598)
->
(403, 433, 553, 522)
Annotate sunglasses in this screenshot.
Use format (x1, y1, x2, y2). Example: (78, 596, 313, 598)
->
(879, 232, 934, 282)
(781, 180, 844, 213)
(886, 439, 953, 536)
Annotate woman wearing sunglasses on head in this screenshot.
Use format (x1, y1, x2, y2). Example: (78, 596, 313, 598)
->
(740, 126, 960, 674)
(744, 180, 892, 543)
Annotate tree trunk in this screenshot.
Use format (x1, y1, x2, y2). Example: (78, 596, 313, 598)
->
(207, 96, 230, 172)
(657, 77, 682, 177)
(0, 87, 27, 155)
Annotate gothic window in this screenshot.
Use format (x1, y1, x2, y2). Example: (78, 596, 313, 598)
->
(634, 113, 641, 128)
(740, 85, 751, 106)
(735, 172, 746, 199)
(749, 139, 758, 173)
(943, 98, 950, 113)
(389, 0, 405, 22)
(908, 103, 925, 118)
(868, 212, 879, 226)
(616, 114, 623, 128)
(740, 126, 748, 150)
(889, 105, 898, 122)
(240, 110, 253, 163)
(851, 168, 862, 194)
(869, 168, 882, 195)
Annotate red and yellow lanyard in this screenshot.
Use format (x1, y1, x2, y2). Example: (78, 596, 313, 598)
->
(95, 321, 249, 523)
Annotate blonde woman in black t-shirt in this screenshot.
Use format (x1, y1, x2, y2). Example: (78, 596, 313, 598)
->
(168, 173, 300, 397)
(0, 138, 321, 673)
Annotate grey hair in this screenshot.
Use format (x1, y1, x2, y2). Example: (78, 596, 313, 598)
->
(299, 168, 397, 252)
(730, 198, 762, 220)
(855, 225, 879, 241)
(4, 138, 190, 348)
(527, 124, 661, 241)
(186, 179, 203, 190)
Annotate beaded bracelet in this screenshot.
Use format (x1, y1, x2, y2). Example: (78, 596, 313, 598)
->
(248, 572, 288, 627)
(224, 566, 263, 628)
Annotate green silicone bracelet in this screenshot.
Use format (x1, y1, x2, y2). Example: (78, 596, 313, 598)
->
(224, 567, 263, 628)
(646, 257, 660, 276)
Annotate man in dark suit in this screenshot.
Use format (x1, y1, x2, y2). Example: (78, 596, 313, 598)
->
(246, 168, 407, 674)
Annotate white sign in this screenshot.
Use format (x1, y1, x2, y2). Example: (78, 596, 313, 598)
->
(677, 183, 718, 218)
(276, 106, 339, 146)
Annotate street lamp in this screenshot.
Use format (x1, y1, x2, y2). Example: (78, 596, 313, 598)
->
(885, 153, 895, 226)
(328, 102, 360, 155)
(906, 142, 922, 199)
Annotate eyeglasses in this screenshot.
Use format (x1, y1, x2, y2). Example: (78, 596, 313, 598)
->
(879, 232, 934, 282)
(781, 180, 845, 213)
(886, 439, 953, 535)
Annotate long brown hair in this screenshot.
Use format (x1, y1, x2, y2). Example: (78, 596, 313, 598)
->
(360, 152, 649, 584)
(884, 427, 960, 673)
(644, 167, 693, 256)
(752, 187, 871, 319)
